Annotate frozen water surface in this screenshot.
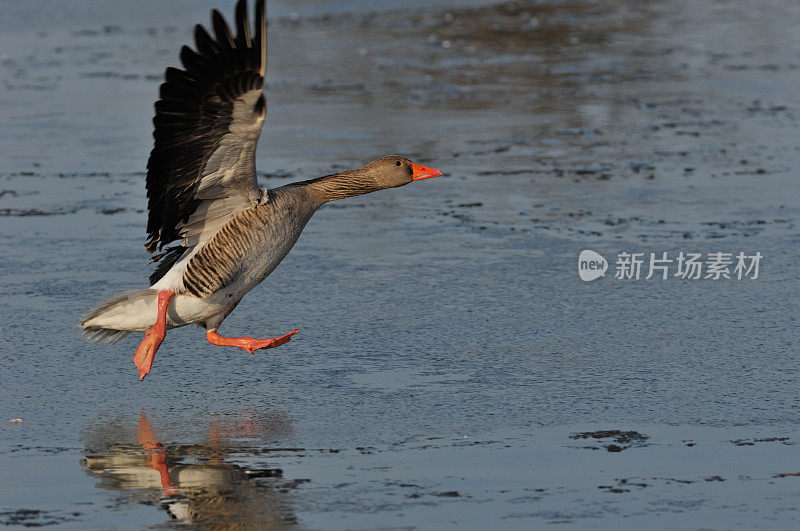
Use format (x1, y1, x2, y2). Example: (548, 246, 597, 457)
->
(1, 0, 799, 528)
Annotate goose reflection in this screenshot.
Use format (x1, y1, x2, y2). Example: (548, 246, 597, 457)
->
(82, 412, 299, 527)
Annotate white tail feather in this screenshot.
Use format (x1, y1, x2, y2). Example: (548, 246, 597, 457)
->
(80, 289, 159, 342)
(81, 327, 133, 344)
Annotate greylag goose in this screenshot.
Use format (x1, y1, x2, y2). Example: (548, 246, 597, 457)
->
(80, 0, 441, 380)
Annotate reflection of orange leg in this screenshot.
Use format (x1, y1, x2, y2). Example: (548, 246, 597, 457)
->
(206, 328, 298, 354)
(133, 290, 174, 381)
(136, 413, 177, 495)
(143, 443, 176, 495)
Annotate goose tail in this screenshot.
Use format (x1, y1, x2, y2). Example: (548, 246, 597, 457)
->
(79, 289, 159, 344)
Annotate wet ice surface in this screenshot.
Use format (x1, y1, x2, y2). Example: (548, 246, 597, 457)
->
(1, 0, 799, 528)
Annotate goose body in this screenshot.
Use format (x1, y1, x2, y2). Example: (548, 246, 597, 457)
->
(86, 187, 316, 335)
(80, 0, 441, 379)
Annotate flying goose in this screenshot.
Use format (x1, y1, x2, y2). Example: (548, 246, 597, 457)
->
(80, 0, 441, 380)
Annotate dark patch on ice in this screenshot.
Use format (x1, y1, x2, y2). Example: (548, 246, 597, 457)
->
(0, 207, 82, 217)
(0, 508, 81, 526)
(569, 430, 649, 452)
(598, 485, 630, 493)
(244, 468, 284, 479)
(731, 437, 792, 446)
(257, 170, 296, 180)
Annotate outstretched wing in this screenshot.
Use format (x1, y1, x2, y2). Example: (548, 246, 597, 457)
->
(145, 0, 267, 254)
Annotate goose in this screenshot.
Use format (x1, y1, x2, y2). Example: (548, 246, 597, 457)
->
(80, 0, 441, 380)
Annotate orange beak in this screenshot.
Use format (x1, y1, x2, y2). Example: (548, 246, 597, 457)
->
(411, 162, 442, 181)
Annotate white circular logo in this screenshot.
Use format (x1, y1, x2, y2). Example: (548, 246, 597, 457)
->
(578, 250, 608, 281)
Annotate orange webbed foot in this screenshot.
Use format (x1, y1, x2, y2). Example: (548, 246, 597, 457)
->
(133, 330, 164, 380)
(206, 329, 299, 354)
(133, 290, 174, 381)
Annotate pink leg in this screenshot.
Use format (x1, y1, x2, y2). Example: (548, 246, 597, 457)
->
(206, 328, 299, 354)
(133, 290, 174, 381)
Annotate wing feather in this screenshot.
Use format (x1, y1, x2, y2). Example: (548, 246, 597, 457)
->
(255, 0, 266, 76)
(145, 0, 267, 259)
(212, 10, 236, 49)
(235, 0, 253, 51)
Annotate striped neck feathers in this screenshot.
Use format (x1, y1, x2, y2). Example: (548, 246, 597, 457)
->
(304, 168, 406, 203)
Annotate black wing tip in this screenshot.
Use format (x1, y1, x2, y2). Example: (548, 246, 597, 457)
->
(235, 0, 253, 50)
(194, 24, 217, 54)
(255, 0, 266, 76)
(211, 9, 234, 47)
(180, 1, 265, 77)
(235, 0, 248, 21)
(256, 0, 266, 23)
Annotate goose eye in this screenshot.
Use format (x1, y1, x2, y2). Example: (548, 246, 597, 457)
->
(395, 160, 401, 166)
